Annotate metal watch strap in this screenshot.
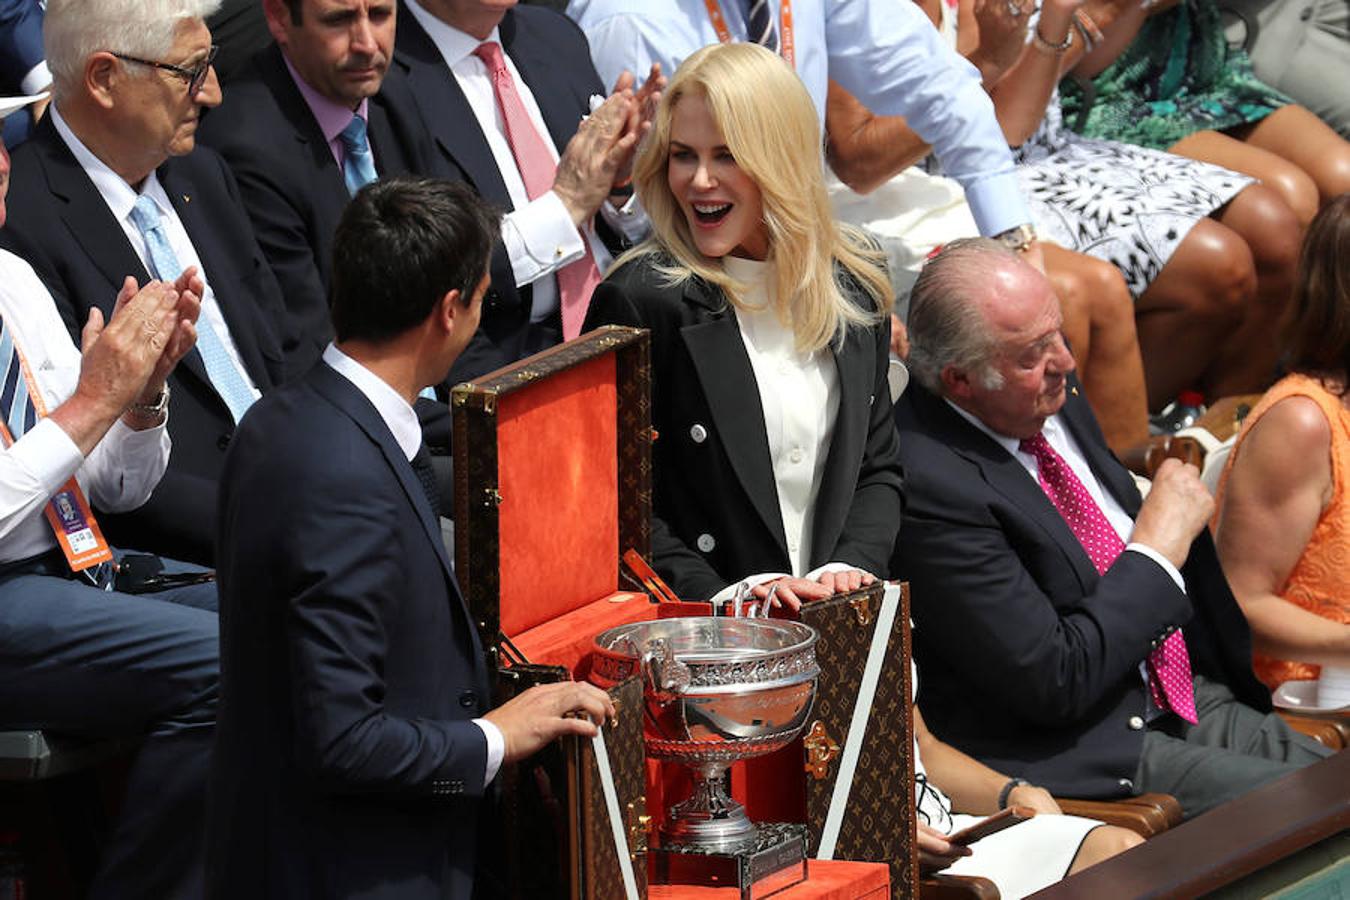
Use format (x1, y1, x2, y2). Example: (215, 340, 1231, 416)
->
(128, 384, 170, 418)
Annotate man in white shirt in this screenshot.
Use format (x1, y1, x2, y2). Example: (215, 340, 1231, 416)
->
(0, 93, 220, 900)
(391, 0, 658, 382)
(0, 0, 290, 565)
(893, 238, 1330, 819)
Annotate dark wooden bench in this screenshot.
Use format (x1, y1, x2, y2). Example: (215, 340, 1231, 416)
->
(1028, 750, 1350, 899)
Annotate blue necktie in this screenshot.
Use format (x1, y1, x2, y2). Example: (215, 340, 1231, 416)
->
(338, 115, 378, 197)
(745, 0, 779, 52)
(128, 195, 257, 423)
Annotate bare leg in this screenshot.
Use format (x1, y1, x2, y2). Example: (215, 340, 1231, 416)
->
(1170, 126, 1321, 225)
(1236, 106, 1350, 207)
(1067, 825, 1144, 875)
(1204, 183, 1302, 399)
(1136, 218, 1255, 409)
(1044, 244, 1150, 451)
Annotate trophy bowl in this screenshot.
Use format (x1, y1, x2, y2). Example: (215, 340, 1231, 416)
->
(591, 617, 819, 848)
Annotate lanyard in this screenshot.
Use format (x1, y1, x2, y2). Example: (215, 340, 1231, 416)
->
(702, 0, 796, 68)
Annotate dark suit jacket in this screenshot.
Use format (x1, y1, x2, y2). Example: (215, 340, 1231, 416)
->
(0, 115, 288, 564)
(199, 44, 432, 378)
(209, 361, 490, 900)
(393, 6, 615, 383)
(584, 253, 904, 601)
(0, 0, 43, 147)
(893, 380, 1269, 799)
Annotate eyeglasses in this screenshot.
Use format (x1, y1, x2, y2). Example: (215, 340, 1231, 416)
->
(110, 44, 219, 97)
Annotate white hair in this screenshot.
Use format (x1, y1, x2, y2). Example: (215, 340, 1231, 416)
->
(46, 0, 222, 100)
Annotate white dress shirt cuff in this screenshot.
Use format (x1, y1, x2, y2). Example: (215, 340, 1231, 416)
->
(600, 192, 650, 245)
(1124, 543, 1186, 592)
(473, 717, 506, 787)
(13, 417, 85, 498)
(961, 175, 1034, 239)
(501, 191, 586, 287)
(87, 416, 172, 512)
(21, 62, 51, 97)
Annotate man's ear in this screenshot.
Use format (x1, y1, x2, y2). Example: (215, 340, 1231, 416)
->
(85, 54, 120, 111)
(940, 364, 973, 401)
(438, 288, 464, 334)
(262, 0, 292, 44)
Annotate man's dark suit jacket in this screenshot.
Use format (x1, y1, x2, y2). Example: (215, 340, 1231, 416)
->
(0, 115, 288, 564)
(584, 254, 904, 601)
(209, 362, 490, 900)
(393, 6, 617, 384)
(892, 380, 1269, 799)
(0, 0, 43, 147)
(199, 44, 432, 378)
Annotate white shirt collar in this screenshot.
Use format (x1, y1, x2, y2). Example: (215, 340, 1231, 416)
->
(322, 344, 422, 461)
(402, 0, 500, 68)
(50, 104, 172, 223)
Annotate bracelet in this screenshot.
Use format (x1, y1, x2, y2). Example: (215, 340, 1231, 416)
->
(998, 777, 1030, 810)
(1032, 24, 1074, 54)
(1072, 9, 1104, 54)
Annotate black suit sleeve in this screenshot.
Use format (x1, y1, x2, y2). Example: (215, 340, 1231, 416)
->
(831, 314, 904, 578)
(899, 472, 1193, 725)
(585, 278, 729, 600)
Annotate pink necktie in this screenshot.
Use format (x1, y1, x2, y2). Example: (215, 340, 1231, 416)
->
(1020, 432, 1199, 724)
(474, 41, 601, 341)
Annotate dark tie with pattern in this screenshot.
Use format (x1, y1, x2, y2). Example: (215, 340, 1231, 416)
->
(744, 0, 779, 52)
(410, 443, 442, 519)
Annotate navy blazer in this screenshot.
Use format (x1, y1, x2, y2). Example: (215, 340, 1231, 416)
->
(392, 6, 614, 383)
(199, 43, 433, 378)
(0, 115, 288, 564)
(210, 362, 490, 900)
(0, 0, 43, 146)
(584, 253, 904, 601)
(893, 380, 1269, 799)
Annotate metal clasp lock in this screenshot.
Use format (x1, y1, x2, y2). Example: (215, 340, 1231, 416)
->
(803, 720, 840, 781)
(626, 797, 651, 857)
(848, 594, 874, 627)
(483, 488, 503, 507)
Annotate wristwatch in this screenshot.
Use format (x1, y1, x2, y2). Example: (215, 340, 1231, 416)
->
(127, 384, 171, 420)
(994, 223, 1038, 254)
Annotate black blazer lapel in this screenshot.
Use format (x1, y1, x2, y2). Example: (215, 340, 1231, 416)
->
(256, 44, 350, 189)
(393, 13, 513, 207)
(679, 285, 789, 557)
(1059, 381, 1143, 517)
(160, 160, 271, 391)
(807, 323, 871, 567)
(33, 119, 153, 309)
(913, 384, 1101, 591)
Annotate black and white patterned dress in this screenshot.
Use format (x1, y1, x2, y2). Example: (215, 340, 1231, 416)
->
(1013, 99, 1253, 297)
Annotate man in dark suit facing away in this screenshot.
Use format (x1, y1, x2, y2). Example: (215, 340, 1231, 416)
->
(209, 176, 614, 900)
(892, 238, 1329, 820)
(0, 0, 289, 565)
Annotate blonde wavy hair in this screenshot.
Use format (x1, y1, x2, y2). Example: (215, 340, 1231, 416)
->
(613, 42, 892, 355)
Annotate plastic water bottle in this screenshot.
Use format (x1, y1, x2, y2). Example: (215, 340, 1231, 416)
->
(1151, 390, 1207, 435)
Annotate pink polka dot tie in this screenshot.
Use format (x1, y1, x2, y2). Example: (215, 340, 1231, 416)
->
(1020, 433, 1199, 724)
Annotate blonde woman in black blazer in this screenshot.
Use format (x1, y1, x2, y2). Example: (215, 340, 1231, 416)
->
(584, 43, 902, 606)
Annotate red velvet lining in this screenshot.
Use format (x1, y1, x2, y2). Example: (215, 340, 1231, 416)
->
(498, 353, 618, 637)
(511, 591, 651, 675)
(649, 860, 890, 898)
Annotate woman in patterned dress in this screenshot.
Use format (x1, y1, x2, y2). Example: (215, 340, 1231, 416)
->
(1062, 0, 1350, 224)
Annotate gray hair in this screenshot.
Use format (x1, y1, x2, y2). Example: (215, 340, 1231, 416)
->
(46, 0, 222, 100)
(906, 237, 1023, 394)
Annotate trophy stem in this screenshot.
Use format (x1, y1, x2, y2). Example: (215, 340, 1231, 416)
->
(661, 762, 757, 848)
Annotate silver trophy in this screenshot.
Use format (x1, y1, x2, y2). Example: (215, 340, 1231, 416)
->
(591, 617, 820, 894)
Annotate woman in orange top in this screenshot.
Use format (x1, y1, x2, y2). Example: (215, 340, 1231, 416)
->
(1214, 194, 1350, 690)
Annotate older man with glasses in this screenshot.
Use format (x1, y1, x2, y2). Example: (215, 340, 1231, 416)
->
(0, 0, 288, 567)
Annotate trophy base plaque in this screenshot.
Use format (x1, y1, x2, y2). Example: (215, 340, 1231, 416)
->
(650, 822, 809, 900)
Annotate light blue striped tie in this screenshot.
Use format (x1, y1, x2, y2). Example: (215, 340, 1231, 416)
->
(0, 314, 38, 440)
(338, 115, 378, 197)
(128, 195, 257, 423)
